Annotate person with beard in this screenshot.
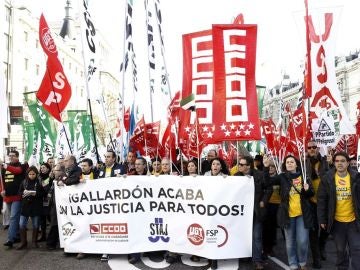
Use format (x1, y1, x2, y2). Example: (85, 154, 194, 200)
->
(0, 150, 25, 248)
(349, 156, 359, 172)
(37, 162, 52, 243)
(79, 158, 99, 181)
(305, 141, 332, 267)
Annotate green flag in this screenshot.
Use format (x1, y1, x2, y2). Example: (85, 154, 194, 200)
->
(24, 92, 57, 163)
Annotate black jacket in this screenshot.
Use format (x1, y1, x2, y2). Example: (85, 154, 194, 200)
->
(317, 168, 360, 233)
(1, 162, 25, 197)
(98, 163, 125, 178)
(264, 168, 314, 229)
(235, 169, 273, 222)
(305, 153, 331, 182)
(19, 178, 44, 217)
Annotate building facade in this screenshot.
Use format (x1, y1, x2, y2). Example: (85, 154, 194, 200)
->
(1, 0, 121, 158)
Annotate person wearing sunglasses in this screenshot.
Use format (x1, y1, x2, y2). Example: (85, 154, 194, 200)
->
(305, 141, 332, 267)
(235, 156, 272, 270)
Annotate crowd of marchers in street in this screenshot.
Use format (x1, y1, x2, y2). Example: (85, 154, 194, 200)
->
(0, 141, 360, 270)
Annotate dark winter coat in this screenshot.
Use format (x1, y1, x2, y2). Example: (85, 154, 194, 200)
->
(235, 169, 273, 222)
(264, 168, 314, 229)
(19, 178, 44, 217)
(317, 168, 360, 233)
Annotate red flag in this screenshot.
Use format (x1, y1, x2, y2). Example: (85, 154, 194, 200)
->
(37, 14, 71, 121)
(36, 57, 71, 121)
(161, 121, 176, 161)
(130, 120, 161, 158)
(123, 107, 131, 132)
(182, 24, 260, 143)
(39, 14, 58, 58)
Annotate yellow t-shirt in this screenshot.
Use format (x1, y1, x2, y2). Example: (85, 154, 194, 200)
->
(288, 176, 303, 217)
(230, 165, 238, 176)
(81, 172, 94, 180)
(269, 185, 281, 204)
(335, 173, 355, 222)
(310, 178, 320, 203)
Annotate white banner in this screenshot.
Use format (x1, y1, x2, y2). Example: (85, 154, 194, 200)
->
(79, 0, 100, 101)
(311, 115, 336, 147)
(55, 175, 254, 259)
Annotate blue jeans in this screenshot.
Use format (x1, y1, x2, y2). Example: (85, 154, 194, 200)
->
(253, 219, 263, 262)
(332, 220, 360, 270)
(6, 201, 21, 242)
(19, 215, 40, 229)
(284, 215, 309, 269)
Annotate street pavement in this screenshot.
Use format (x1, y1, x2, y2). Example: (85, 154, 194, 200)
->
(0, 221, 338, 270)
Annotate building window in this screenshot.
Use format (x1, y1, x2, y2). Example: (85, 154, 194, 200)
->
(36, 64, 39, 75)
(24, 86, 28, 93)
(24, 58, 28, 70)
(36, 39, 39, 48)
(69, 62, 71, 70)
(24, 31, 28, 42)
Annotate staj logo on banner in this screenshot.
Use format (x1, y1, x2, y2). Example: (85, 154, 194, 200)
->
(148, 218, 170, 243)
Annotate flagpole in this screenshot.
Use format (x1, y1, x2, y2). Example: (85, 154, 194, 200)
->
(153, 0, 172, 100)
(145, 0, 155, 122)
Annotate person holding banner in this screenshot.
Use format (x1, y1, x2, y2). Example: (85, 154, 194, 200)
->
(38, 162, 52, 243)
(204, 157, 229, 177)
(98, 151, 125, 262)
(263, 155, 314, 270)
(127, 157, 148, 264)
(234, 156, 272, 270)
(151, 157, 162, 175)
(46, 164, 66, 250)
(205, 157, 229, 269)
(317, 151, 360, 270)
(98, 151, 125, 179)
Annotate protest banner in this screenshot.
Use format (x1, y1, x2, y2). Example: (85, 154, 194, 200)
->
(55, 175, 254, 259)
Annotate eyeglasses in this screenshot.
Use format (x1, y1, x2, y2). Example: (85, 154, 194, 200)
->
(239, 163, 248, 166)
(135, 163, 144, 166)
(307, 146, 317, 150)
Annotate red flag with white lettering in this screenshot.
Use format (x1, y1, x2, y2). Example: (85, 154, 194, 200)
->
(36, 57, 72, 122)
(37, 14, 71, 122)
(181, 24, 260, 143)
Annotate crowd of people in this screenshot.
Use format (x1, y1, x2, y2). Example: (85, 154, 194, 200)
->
(0, 142, 359, 270)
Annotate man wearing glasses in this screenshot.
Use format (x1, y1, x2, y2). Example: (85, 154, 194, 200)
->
(0, 150, 25, 248)
(305, 141, 332, 267)
(235, 156, 272, 270)
(317, 151, 360, 270)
